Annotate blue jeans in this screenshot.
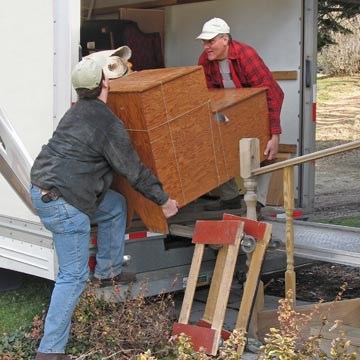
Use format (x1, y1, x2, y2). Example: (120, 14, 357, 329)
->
(30, 185, 126, 353)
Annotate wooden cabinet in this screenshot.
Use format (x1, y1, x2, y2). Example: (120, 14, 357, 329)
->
(209, 88, 270, 182)
(107, 66, 270, 233)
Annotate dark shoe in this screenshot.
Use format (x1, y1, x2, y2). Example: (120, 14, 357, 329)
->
(256, 201, 264, 221)
(204, 195, 243, 211)
(35, 352, 71, 360)
(200, 193, 220, 200)
(91, 271, 137, 287)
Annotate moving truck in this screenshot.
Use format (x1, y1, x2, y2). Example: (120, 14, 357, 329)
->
(0, 0, 317, 292)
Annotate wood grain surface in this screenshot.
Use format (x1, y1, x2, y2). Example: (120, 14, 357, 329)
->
(108, 67, 270, 233)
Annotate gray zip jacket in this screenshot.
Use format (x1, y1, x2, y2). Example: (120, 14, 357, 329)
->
(31, 98, 169, 216)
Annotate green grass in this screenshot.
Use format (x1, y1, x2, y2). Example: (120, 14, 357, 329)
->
(317, 75, 360, 104)
(0, 274, 53, 335)
(316, 217, 360, 228)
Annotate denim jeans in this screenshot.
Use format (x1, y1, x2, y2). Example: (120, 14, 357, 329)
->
(30, 185, 126, 353)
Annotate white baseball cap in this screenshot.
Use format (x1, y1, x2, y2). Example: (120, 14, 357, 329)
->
(71, 57, 105, 90)
(196, 18, 230, 40)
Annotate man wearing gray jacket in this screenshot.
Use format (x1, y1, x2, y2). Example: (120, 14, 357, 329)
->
(30, 57, 178, 360)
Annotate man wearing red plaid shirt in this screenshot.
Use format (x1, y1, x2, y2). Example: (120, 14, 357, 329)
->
(197, 18, 284, 218)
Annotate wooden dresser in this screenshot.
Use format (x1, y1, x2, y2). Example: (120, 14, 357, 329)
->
(107, 66, 269, 233)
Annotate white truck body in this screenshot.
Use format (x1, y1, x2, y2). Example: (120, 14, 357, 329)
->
(0, 0, 317, 285)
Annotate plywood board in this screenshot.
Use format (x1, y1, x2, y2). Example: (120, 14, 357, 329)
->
(257, 298, 360, 342)
(311, 323, 360, 354)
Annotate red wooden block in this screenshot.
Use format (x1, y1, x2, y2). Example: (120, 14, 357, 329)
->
(222, 213, 267, 240)
(197, 319, 231, 341)
(172, 322, 216, 354)
(192, 220, 243, 245)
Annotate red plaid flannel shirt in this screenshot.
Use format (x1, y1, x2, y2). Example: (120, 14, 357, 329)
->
(198, 40, 284, 135)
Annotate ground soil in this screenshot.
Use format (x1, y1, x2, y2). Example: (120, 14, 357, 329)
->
(263, 76, 360, 303)
(263, 262, 360, 302)
(313, 85, 360, 221)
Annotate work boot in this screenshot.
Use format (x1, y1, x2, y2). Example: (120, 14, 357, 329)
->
(91, 271, 137, 288)
(204, 195, 243, 211)
(35, 352, 71, 360)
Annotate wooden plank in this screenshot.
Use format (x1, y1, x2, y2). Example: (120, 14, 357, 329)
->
(266, 153, 292, 206)
(265, 142, 297, 206)
(225, 214, 271, 348)
(201, 222, 243, 330)
(235, 223, 272, 331)
(271, 70, 298, 81)
(177, 243, 205, 323)
(310, 324, 360, 355)
(192, 220, 242, 245)
(278, 143, 297, 153)
(202, 244, 230, 324)
(311, 323, 360, 346)
(210, 223, 243, 354)
(257, 298, 360, 342)
(202, 222, 245, 323)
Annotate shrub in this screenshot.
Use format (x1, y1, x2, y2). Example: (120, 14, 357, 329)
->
(318, 15, 360, 76)
(67, 284, 176, 359)
(0, 283, 177, 360)
(0, 282, 357, 359)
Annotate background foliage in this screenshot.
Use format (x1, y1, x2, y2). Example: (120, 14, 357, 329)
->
(318, 0, 360, 50)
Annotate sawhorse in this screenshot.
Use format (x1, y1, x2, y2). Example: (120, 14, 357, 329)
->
(172, 213, 272, 356)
